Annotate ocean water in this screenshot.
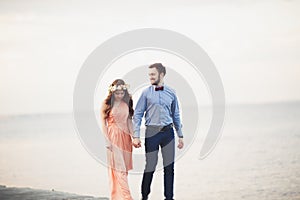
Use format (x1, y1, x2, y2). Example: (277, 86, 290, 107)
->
(0, 102, 299, 200)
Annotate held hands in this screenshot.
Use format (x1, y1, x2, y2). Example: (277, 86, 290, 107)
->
(132, 138, 142, 148)
(177, 138, 184, 149)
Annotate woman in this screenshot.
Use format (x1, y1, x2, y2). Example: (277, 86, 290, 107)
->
(100, 79, 134, 200)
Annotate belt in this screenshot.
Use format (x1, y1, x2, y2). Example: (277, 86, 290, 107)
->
(159, 123, 173, 132)
(145, 124, 174, 136)
(146, 123, 173, 131)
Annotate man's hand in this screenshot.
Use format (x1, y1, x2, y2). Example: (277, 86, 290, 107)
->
(177, 138, 184, 149)
(133, 138, 142, 148)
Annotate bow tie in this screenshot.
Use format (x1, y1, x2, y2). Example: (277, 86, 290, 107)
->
(155, 86, 164, 91)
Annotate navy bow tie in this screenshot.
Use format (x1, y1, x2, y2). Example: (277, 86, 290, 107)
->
(155, 86, 164, 91)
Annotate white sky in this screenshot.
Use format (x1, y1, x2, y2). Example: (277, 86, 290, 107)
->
(0, 0, 300, 115)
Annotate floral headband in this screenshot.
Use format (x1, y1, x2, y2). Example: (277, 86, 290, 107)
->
(108, 84, 130, 92)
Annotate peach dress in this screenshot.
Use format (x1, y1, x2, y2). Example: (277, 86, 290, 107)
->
(105, 101, 133, 200)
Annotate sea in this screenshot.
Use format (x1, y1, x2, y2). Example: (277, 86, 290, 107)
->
(0, 102, 299, 200)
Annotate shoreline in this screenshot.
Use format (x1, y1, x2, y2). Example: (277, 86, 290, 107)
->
(0, 185, 108, 200)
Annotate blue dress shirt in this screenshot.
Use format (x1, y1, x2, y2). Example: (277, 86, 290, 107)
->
(133, 85, 183, 138)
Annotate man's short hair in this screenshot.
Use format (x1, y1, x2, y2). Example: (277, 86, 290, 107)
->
(149, 63, 166, 76)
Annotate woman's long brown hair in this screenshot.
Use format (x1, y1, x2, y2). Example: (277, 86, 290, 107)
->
(102, 79, 134, 119)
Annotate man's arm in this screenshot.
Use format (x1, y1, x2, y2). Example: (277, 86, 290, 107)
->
(133, 90, 147, 138)
(171, 93, 183, 138)
(171, 93, 184, 149)
(132, 90, 147, 148)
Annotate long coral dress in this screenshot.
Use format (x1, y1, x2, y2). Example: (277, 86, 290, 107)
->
(105, 101, 133, 200)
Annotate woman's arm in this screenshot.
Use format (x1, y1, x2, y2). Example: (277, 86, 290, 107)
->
(127, 117, 134, 136)
(100, 102, 111, 149)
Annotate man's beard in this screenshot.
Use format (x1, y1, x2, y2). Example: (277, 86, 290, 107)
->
(151, 77, 160, 85)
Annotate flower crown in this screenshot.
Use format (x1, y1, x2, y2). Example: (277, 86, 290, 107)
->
(108, 84, 130, 92)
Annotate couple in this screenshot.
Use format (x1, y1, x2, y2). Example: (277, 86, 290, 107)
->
(100, 63, 184, 200)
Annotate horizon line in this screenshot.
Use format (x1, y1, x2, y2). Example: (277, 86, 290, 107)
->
(1, 99, 300, 118)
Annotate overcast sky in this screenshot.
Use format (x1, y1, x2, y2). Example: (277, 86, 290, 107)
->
(1, 0, 300, 115)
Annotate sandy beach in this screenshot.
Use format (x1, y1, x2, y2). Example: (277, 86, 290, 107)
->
(0, 185, 108, 200)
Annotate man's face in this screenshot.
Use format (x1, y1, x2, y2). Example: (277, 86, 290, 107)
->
(148, 68, 161, 85)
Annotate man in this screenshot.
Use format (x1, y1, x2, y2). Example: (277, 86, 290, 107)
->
(133, 63, 184, 200)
